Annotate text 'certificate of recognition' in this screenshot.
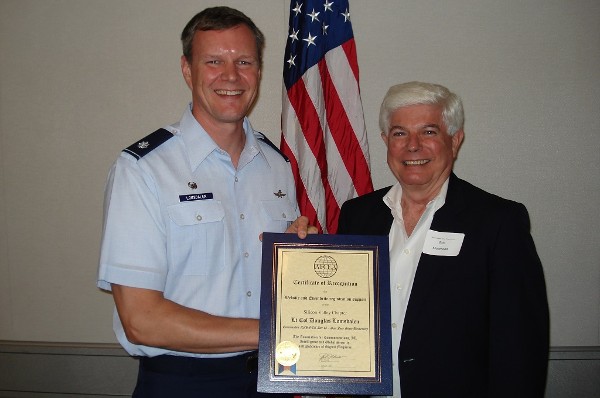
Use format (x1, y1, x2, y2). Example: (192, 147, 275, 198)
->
(257, 233, 392, 396)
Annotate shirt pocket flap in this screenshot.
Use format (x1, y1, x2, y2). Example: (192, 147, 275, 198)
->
(261, 200, 297, 222)
(167, 201, 225, 226)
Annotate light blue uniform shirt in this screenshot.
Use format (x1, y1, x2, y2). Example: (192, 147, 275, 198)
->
(98, 105, 298, 357)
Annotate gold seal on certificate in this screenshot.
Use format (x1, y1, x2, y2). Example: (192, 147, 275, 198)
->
(275, 341, 300, 366)
(257, 233, 392, 396)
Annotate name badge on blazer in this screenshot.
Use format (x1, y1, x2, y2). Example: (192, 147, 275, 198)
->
(423, 230, 465, 256)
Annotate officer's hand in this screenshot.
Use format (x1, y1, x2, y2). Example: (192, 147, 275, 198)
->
(285, 215, 318, 239)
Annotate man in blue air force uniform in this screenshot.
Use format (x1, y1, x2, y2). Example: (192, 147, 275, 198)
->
(98, 7, 313, 397)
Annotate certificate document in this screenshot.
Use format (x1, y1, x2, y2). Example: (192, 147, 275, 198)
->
(257, 233, 392, 396)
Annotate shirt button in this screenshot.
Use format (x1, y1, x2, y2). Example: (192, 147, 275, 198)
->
(240, 214, 245, 220)
(396, 284, 402, 291)
(196, 215, 202, 221)
(235, 177, 239, 182)
(246, 291, 252, 297)
(391, 323, 397, 329)
(403, 248, 410, 255)
(244, 252, 249, 258)
(282, 213, 287, 219)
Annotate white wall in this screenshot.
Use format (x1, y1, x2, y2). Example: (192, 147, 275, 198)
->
(1, 0, 598, 347)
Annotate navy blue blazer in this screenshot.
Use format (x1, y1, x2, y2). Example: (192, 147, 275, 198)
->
(338, 174, 549, 398)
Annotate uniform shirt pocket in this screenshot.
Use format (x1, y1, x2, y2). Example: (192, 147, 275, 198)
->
(167, 201, 225, 276)
(261, 200, 298, 232)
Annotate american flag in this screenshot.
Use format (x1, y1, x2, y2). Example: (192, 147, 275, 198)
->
(280, 0, 373, 234)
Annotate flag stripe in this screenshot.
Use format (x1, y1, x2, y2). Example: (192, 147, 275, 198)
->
(328, 40, 372, 192)
(281, 83, 326, 231)
(286, 73, 336, 232)
(297, 61, 346, 233)
(320, 46, 372, 194)
(316, 57, 358, 208)
(341, 39, 360, 82)
(279, 133, 322, 231)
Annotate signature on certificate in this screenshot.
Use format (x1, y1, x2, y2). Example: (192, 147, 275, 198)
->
(319, 353, 345, 363)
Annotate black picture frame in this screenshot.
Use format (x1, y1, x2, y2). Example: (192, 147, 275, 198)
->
(257, 232, 392, 396)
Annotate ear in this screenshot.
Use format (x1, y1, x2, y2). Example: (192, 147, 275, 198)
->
(181, 55, 193, 90)
(380, 131, 388, 146)
(451, 130, 464, 158)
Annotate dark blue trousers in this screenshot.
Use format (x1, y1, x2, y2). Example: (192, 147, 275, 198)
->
(132, 352, 293, 398)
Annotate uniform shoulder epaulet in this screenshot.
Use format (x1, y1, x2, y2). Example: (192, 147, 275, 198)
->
(255, 131, 289, 162)
(122, 128, 174, 160)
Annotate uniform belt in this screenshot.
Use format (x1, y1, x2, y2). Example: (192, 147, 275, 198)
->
(139, 351, 259, 375)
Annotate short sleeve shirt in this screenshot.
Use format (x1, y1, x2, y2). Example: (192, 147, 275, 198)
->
(97, 105, 298, 357)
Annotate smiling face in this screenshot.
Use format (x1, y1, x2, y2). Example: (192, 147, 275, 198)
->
(382, 103, 464, 198)
(181, 24, 261, 133)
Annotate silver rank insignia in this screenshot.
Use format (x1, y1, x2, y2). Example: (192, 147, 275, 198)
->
(188, 182, 198, 189)
(274, 190, 286, 198)
(137, 141, 149, 149)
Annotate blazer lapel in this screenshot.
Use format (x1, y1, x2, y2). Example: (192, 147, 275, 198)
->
(430, 174, 468, 230)
(401, 174, 468, 342)
(357, 187, 393, 235)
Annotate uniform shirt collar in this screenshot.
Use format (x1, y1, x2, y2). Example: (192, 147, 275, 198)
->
(176, 104, 267, 171)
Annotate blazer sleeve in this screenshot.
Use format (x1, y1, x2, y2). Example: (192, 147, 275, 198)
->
(488, 202, 549, 397)
(337, 200, 356, 234)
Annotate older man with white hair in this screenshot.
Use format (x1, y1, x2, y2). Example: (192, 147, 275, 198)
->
(338, 81, 549, 398)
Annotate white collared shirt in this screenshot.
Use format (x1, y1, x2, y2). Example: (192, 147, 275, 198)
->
(374, 179, 449, 398)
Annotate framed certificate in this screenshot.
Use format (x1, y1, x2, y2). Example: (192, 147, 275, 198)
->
(257, 233, 392, 396)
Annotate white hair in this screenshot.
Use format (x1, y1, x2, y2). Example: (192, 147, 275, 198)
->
(379, 81, 464, 136)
